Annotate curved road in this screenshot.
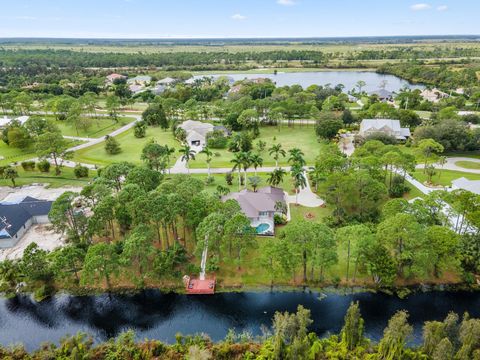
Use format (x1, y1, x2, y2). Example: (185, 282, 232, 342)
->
(416, 157, 480, 174)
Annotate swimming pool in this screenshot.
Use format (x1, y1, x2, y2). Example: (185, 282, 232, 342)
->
(255, 223, 271, 234)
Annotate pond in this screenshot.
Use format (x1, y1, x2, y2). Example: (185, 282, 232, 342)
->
(0, 290, 479, 351)
(193, 71, 424, 93)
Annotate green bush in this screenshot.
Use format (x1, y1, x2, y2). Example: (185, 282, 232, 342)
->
(74, 164, 89, 178)
(37, 160, 51, 173)
(206, 130, 228, 149)
(105, 135, 122, 155)
(21, 161, 36, 171)
(274, 213, 287, 225)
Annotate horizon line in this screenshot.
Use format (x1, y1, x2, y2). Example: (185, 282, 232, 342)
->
(0, 34, 479, 41)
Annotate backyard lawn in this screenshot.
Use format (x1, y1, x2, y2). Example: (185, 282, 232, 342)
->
(73, 126, 179, 166)
(0, 166, 95, 188)
(190, 125, 320, 169)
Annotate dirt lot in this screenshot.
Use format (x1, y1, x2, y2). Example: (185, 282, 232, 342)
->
(0, 224, 64, 261)
(0, 184, 83, 203)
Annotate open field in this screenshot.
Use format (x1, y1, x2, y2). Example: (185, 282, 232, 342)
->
(51, 116, 136, 138)
(0, 166, 96, 188)
(0, 142, 36, 166)
(3, 41, 479, 55)
(72, 126, 179, 166)
(455, 161, 480, 170)
(190, 125, 320, 169)
(412, 169, 480, 187)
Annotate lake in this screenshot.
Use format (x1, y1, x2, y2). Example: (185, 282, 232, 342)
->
(193, 71, 424, 93)
(1, 290, 479, 351)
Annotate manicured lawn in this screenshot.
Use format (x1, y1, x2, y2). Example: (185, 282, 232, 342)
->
(73, 126, 179, 166)
(190, 125, 320, 169)
(0, 142, 36, 166)
(54, 116, 135, 138)
(445, 152, 480, 160)
(455, 161, 480, 170)
(412, 169, 480, 187)
(0, 166, 95, 188)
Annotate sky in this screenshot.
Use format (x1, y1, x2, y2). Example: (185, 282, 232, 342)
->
(0, 0, 478, 39)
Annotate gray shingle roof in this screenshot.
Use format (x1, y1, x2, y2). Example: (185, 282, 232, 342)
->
(0, 197, 52, 239)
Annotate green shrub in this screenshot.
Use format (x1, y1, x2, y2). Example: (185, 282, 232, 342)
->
(205, 176, 215, 186)
(206, 130, 228, 149)
(74, 164, 89, 178)
(274, 213, 287, 225)
(37, 160, 51, 173)
(21, 161, 36, 171)
(105, 135, 121, 155)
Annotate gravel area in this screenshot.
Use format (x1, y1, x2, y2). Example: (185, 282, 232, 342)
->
(0, 224, 64, 261)
(0, 184, 82, 202)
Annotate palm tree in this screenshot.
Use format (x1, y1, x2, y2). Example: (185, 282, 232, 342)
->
(438, 156, 447, 179)
(200, 147, 213, 177)
(179, 145, 196, 174)
(268, 144, 286, 169)
(164, 145, 176, 174)
(267, 168, 286, 187)
(288, 148, 306, 167)
(248, 176, 262, 192)
(291, 164, 307, 205)
(231, 153, 243, 191)
(309, 164, 324, 193)
(240, 151, 252, 189)
(250, 153, 264, 176)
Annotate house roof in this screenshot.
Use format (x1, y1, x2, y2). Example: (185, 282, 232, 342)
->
(452, 177, 480, 195)
(360, 119, 411, 139)
(0, 197, 52, 239)
(157, 77, 176, 85)
(0, 115, 29, 128)
(127, 75, 152, 84)
(222, 186, 286, 218)
(179, 120, 214, 138)
(368, 89, 393, 99)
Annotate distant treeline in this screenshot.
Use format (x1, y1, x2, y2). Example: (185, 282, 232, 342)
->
(378, 61, 480, 88)
(0, 47, 479, 71)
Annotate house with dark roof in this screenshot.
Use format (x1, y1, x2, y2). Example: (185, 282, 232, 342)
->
(0, 197, 52, 248)
(222, 186, 287, 236)
(368, 89, 394, 102)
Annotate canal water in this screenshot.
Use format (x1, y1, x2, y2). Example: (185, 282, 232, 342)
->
(193, 71, 424, 93)
(0, 290, 479, 350)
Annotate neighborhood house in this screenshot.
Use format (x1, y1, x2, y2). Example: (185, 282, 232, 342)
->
(0, 115, 29, 129)
(222, 186, 287, 236)
(0, 196, 53, 248)
(420, 88, 449, 103)
(368, 89, 394, 102)
(359, 119, 411, 140)
(179, 120, 228, 149)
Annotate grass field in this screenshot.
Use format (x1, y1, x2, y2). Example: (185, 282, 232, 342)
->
(72, 126, 179, 166)
(52, 116, 135, 138)
(412, 169, 480, 187)
(190, 125, 320, 169)
(0, 142, 36, 166)
(455, 161, 480, 170)
(0, 166, 95, 188)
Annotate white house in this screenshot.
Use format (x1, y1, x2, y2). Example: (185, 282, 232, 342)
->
(420, 88, 449, 103)
(157, 77, 176, 86)
(0, 115, 29, 129)
(127, 75, 152, 85)
(178, 120, 214, 148)
(359, 119, 411, 140)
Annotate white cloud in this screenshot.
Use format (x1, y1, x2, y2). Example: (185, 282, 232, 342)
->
(410, 3, 431, 11)
(437, 5, 448, 11)
(231, 14, 247, 21)
(277, 0, 297, 6)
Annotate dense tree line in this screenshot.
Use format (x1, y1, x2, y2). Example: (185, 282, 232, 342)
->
(3, 303, 480, 359)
